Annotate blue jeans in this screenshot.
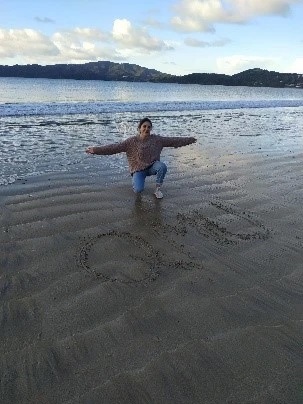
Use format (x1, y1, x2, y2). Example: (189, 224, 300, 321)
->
(132, 161, 167, 193)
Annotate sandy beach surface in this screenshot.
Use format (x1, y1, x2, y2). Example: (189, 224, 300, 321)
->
(1, 148, 302, 403)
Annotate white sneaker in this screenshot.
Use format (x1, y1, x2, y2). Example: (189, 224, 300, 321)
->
(154, 188, 163, 199)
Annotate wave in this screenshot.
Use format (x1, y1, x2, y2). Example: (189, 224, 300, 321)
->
(1, 99, 303, 117)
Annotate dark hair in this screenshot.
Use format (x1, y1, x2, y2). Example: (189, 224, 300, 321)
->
(138, 117, 152, 130)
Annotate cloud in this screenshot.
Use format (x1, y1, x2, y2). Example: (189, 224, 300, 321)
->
(171, 0, 224, 32)
(0, 20, 173, 65)
(34, 17, 55, 23)
(216, 55, 277, 74)
(184, 37, 230, 47)
(51, 28, 121, 62)
(0, 28, 123, 64)
(171, 0, 302, 32)
(112, 19, 173, 52)
(68, 27, 110, 41)
(51, 22, 173, 62)
(52, 28, 109, 47)
(142, 17, 167, 29)
(0, 2, 176, 66)
(0, 29, 59, 59)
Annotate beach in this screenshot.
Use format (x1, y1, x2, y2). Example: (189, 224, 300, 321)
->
(1, 144, 302, 403)
(1, 78, 303, 403)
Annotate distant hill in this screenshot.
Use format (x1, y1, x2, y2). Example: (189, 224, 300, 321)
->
(231, 68, 303, 88)
(167, 68, 303, 88)
(0, 61, 302, 88)
(0, 61, 171, 82)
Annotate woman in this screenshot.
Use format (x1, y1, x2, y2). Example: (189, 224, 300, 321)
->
(86, 117, 197, 199)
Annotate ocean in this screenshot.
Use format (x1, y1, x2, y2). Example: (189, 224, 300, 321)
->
(1, 77, 303, 186)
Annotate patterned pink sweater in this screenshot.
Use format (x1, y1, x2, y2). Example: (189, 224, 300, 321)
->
(93, 134, 196, 174)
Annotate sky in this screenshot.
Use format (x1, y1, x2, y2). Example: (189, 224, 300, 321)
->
(1, 0, 303, 76)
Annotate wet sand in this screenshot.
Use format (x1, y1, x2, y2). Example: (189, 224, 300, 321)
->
(0, 150, 302, 404)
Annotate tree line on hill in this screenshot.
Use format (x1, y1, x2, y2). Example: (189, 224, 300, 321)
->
(0, 61, 302, 88)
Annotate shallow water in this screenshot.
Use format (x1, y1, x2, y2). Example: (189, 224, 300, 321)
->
(1, 77, 303, 186)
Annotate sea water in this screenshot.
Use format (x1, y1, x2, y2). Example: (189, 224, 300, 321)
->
(1, 77, 303, 186)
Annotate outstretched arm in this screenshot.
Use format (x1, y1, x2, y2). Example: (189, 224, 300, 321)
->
(85, 141, 127, 155)
(160, 136, 197, 148)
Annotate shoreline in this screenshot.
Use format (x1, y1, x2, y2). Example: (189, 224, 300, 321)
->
(1, 150, 302, 403)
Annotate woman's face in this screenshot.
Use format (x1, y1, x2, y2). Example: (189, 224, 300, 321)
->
(139, 121, 152, 139)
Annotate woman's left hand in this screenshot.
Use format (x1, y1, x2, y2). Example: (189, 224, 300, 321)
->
(86, 147, 95, 154)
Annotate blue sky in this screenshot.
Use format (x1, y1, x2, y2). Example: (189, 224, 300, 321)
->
(1, 0, 303, 75)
